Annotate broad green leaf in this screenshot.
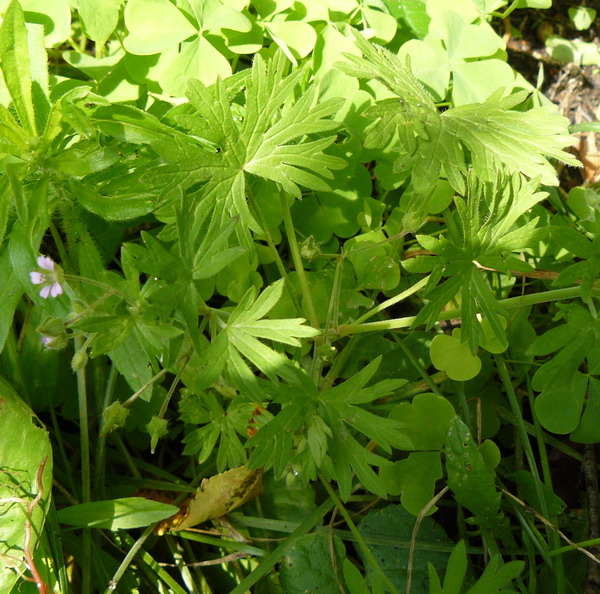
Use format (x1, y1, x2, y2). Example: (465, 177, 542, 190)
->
(535, 371, 588, 434)
(512, 470, 565, 517)
(343, 558, 371, 594)
(398, 39, 449, 101)
(568, 6, 596, 30)
(109, 334, 155, 401)
(362, 5, 397, 45)
(444, 416, 501, 526)
(123, 0, 196, 55)
(159, 35, 233, 93)
(71, 180, 155, 220)
(452, 59, 515, 105)
(279, 533, 345, 593)
(0, 248, 24, 353)
(430, 331, 482, 381)
(263, 20, 317, 61)
(57, 497, 178, 530)
(358, 505, 452, 593)
(390, 393, 455, 449)
(3, 0, 71, 47)
(571, 378, 600, 443)
(0, 376, 52, 594)
(394, 0, 430, 37)
(380, 452, 443, 515)
(77, 0, 122, 43)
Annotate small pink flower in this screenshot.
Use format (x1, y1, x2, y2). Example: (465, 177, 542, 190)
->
(30, 256, 63, 299)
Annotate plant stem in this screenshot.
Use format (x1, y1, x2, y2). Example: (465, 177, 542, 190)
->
(280, 195, 320, 330)
(74, 335, 91, 593)
(496, 355, 565, 594)
(352, 274, 431, 325)
(104, 526, 154, 593)
(229, 497, 335, 594)
(338, 285, 597, 337)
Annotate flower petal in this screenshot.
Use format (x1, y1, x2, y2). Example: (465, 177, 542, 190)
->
(39, 285, 51, 299)
(37, 255, 55, 271)
(49, 282, 63, 297)
(30, 271, 44, 284)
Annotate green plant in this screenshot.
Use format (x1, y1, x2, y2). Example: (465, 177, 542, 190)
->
(1, 0, 599, 592)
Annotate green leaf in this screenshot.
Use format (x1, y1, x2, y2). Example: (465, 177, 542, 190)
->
(380, 452, 443, 515)
(0, 248, 24, 353)
(71, 180, 155, 220)
(0, 376, 52, 594)
(109, 334, 155, 401)
(571, 378, 600, 443)
(343, 558, 371, 594)
(0, 0, 37, 135)
(430, 330, 482, 382)
(535, 371, 588, 435)
(568, 6, 596, 31)
(466, 555, 524, 593)
(358, 505, 452, 592)
(444, 416, 501, 526)
(339, 32, 579, 192)
(77, 0, 122, 43)
(394, 0, 430, 37)
(123, 0, 195, 55)
(279, 533, 345, 593)
(56, 497, 178, 530)
(17, 0, 71, 47)
(390, 393, 455, 450)
(441, 539, 468, 594)
(223, 279, 319, 381)
(263, 20, 317, 61)
(146, 51, 345, 230)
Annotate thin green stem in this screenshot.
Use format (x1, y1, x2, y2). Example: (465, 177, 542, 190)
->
(338, 285, 598, 337)
(94, 364, 117, 501)
(123, 368, 168, 408)
(280, 195, 320, 330)
(74, 335, 91, 593)
(248, 189, 301, 312)
(49, 221, 72, 269)
(229, 497, 335, 594)
(104, 526, 154, 593)
(395, 338, 443, 397)
(495, 355, 565, 593)
(64, 274, 130, 301)
(353, 274, 431, 326)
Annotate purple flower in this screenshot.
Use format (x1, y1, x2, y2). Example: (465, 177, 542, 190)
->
(30, 256, 63, 298)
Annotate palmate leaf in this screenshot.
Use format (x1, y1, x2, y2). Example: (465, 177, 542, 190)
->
(147, 50, 346, 230)
(413, 174, 545, 352)
(247, 357, 411, 498)
(194, 279, 320, 384)
(338, 31, 579, 193)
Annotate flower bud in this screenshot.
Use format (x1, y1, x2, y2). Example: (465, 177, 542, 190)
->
(101, 401, 129, 437)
